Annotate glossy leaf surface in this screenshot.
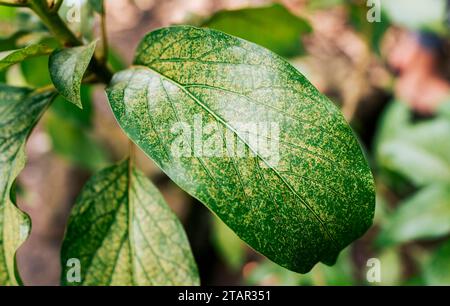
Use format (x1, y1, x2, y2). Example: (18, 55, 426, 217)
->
(107, 26, 375, 273)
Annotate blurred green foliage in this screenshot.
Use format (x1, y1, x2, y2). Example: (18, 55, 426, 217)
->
(246, 248, 355, 286)
(377, 184, 450, 246)
(45, 85, 109, 171)
(202, 4, 312, 57)
(423, 239, 450, 285)
(376, 102, 450, 186)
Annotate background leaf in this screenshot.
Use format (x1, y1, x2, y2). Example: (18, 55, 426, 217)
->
(377, 184, 450, 246)
(107, 26, 375, 273)
(49, 41, 97, 108)
(0, 84, 55, 285)
(376, 101, 450, 186)
(201, 4, 312, 57)
(61, 160, 199, 285)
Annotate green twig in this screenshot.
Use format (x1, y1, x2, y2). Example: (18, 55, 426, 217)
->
(34, 83, 56, 94)
(28, 0, 113, 83)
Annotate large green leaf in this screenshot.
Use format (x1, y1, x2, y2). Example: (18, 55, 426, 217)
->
(0, 84, 55, 285)
(202, 4, 312, 58)
(49, 41, 96, 108)
(106, 26, 375, 273)
(0, 43, 53, 71)
(61, 160, 199, 285)
(377, 184, 450, 247)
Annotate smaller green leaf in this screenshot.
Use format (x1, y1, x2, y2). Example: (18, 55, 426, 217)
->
(0, 43, 53, 71)
(422, 239, 450, 285)
(0, 84, 56, 285)
(377, 184, 450, 247)
(88, 0, 104, 14)
(202, 4, 312, 57)
(61, 160, 199, 286)
(49, 41, 97, 108)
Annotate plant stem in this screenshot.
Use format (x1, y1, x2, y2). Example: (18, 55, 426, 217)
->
(29, 0, 80, 46)
(34, 83, 55, 94)
(28, 0, 113, 84)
